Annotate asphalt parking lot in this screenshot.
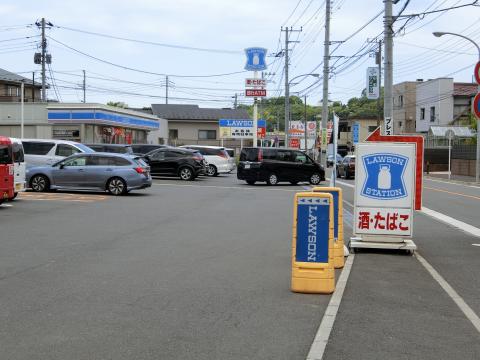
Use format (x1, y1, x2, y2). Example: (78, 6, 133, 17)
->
(1, 173, 479, 360)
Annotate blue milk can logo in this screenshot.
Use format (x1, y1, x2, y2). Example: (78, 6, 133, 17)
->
(361, 153, 408, 200)
(244, 47, 267, 71)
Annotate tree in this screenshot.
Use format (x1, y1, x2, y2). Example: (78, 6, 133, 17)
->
(107, 101, 128, 108)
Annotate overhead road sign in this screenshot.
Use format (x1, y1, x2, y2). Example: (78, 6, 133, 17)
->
(351, 143, 417, 252)
(245, 79, 266, 88)
(245, 89, 266, 97)
(244, 47, 268, 71)
(366, 127, 424, 210)
(291, 192, 335, 294)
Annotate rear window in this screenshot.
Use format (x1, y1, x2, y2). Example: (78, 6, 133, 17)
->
(134, 158, 148, 167)
(56, 144, 81, 157)
(240, 148, 258, 162)
(226, 149, 235, 157)
(12, 143, 24, 162)
(88, 156, 131, 166)
(0, 145, 12, 164)
(23, 141, 55, 155)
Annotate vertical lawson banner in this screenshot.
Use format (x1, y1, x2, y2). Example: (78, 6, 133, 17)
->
(366, 67, 380, 100)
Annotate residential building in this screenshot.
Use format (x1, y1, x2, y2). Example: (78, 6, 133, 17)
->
(452, 82, 477, 125)
(393, 81, 417, 133)
(0, 103, 166, 144)
(0, 68, 42, 102)
(151, 104, 251, 147)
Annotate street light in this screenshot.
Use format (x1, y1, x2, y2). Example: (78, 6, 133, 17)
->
(433, 31, 480, 183)
(285, 73, 320, 147)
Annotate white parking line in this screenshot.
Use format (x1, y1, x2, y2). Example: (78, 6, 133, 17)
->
(152, 182, 302, 192)
(416, 252, 480, 334)
(421, 207, 480, 238)
(472, 244, 480, 247)
(425, 177, 480, 189)
(306, 254, 355, 360)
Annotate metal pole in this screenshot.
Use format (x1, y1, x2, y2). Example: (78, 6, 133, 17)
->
(284, 27, 290, 147)
(32, 72, 35, 103)
(82, 70, 86, 103)
(377, 40, 382, 128)
(253, 71, 258, 148)
(166, 75, 169, 104)
(448, 134, 451, 180)
(383, 0, 393, 131)
(304, 95, 308, 152)
(41, 18, 46, 102)
(321, 0, 331, 168)
(20, 81, 24, 139)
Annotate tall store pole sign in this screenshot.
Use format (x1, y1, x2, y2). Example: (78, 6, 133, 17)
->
(366, 67, 379, 100)
(244, 48, 268, 148)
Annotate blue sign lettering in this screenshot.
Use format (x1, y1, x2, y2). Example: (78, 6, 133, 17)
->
(353, 123, 359, 144)
(296, 197, 329, 263)
(219, 119, 266, 128)
(361, 153, 408, 200)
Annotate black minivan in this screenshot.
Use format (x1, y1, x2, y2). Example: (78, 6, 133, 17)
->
(237, 147, 325, 185)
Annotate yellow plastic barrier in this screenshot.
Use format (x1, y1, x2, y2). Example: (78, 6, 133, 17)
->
(291, 192, 335, 294)
(313, 187, 345, 269)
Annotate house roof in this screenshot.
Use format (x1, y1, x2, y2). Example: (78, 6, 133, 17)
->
(151, 104, 250, 121)
(453, 82, 477, 97)
(0, 68, 43, 87)
(429, 126, 475, 137)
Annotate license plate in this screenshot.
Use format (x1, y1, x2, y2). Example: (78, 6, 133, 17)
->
(244, 164, 250, 169)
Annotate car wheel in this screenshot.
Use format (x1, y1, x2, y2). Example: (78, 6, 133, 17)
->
(246, 180, 256, 185)
(266, 173, 279, 186)
(30, 175, 50, 192)
(207, 164, 218, 177)
(309, 173, 321, 185)
(179, 167, 194, 181)
(107, 177, 127, 196)
(290, 180, 299, 185)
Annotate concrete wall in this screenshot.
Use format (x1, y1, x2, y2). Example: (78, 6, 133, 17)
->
(416, 78, 454, 132)
(393, 81, 417, 133)
(168, 121, 219, 141)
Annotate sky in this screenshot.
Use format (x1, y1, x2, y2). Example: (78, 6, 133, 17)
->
(0, 0, 478, 109)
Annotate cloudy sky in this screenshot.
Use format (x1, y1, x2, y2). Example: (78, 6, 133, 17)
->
(0, 0, 478, 108)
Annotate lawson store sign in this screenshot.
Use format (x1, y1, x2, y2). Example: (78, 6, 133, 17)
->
(48, 109, 160, 130)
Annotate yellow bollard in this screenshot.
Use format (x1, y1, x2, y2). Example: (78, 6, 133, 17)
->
(291, 192, 335, 294)
(313, 187, 345, 269)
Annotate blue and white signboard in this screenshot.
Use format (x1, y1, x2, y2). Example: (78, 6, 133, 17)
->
(244, 47, 268, 71)
(219, 119, 266, 139)
(354, 143, 415, 237)
(352, 123, 359, 144)
(296, 197, 330, 263)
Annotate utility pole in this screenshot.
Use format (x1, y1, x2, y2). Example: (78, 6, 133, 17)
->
(233, 93, 238, 109)
(281, 26, 302, 147)
(304, 95, 308, 152)
(41, 17, 46, 102)
(20, 81, 24, 139)
(32, 72, 35, 102)
(376, 40, 382, 128)
(284, 27, 290, 147)
(384, 0, 393, 133)
(82, 70, 86, 103)
(165, 75, 169, 104)
(321, 0, 331, 167)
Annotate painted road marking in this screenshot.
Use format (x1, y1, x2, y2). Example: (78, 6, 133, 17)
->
(306, 254, 355, 360)
(425, 177, 480, 189)
(421, 207, 480, 238)
(153, 182, 303, 192)
(416, 252, 480, 334)
(472, 244, 480, 247)
(424, 186, 480, 201)
(18, 192, 108, 203)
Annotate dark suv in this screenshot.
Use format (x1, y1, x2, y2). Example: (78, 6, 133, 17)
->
(130, 144, 167, 155)
(144, 147, 206, 180)
(237, 147, 325, 185)
(85, 144, 133, 155)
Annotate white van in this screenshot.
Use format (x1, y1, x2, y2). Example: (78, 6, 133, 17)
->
(180, 145, 235, 176)
(22, 139, 94, 168)
(10, 138, 26, 197)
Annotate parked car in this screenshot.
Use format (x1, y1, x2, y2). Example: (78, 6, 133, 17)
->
(85, 143, 134, 155)
(130, 144, 167, 155)
(22, 139, 94, 168)
(225, 148, 235, 158)
(337, 155, 356, 179)
(327, 153, 343, 167)
(180, 145, 235, 176)
(144, 147, 206, 180)
(9, 138, 26, 197)
(26, 153, 151, 195)
(237, 147, 325, 185)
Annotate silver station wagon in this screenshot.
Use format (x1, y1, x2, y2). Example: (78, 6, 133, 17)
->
(26, 153, 152, 196)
